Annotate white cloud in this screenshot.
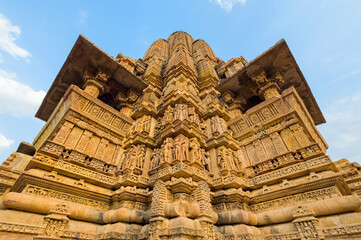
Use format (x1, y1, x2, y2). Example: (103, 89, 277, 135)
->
(77, 11, 88, 28)
(0, 13, 31, 60)
(0, 132, 14, 155)
(211, 0, 247, 12)
(0, 68, 45, 117)
(319, 91, 361, 163)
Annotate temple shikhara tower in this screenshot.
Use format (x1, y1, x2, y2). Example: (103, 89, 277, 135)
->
(2, 31, 361, 240)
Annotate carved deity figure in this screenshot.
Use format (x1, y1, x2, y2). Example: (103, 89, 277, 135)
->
(134, 119, 142, 133)
(217, 147, 227, 169)
(211, 115, 227, 136)
(181, 104, 188, 120)
(136, 145, 146, 169)
(181, 136, 189, 161)
(200, 149, 211, 171)
(163, 138, 174, 163)
(211, 116, 218, 133)
(174, 104, 188, 121)
(188, 107, 197, 123)
(151, 148, 162, 169)
(225, 149, 233, 170)
(143, 115, 151, 133)
(189, 138, 201, 163)
(127, 145, 137, 169)
(219, 118, 227, 132)
(174, 137, 183, 161)
(119, 149, 128, 170)
(162, 105, 174, 125)
(231, 152, 241, 171)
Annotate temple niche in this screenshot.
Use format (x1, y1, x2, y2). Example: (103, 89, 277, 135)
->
(1, 31, 361, 240)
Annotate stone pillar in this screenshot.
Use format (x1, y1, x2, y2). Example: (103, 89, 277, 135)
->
(251, 69, 284, 100)
(82, 69, 110, 97)
(259, 82, 281, 100)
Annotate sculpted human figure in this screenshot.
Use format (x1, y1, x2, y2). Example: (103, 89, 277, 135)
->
(211, 116, 219, 133)
(188, 106, 196, 123)
(174, 104, 182, 120)
(217, 147, 226, 169)
(181, 104, 188, 120)
(161, 112, 168, 126)
(200, 149, 211, 171)
(118, 149, 128, 170)
(136, 145, 146, 168)
(127, 146, 137, 168)
(166, 105, 174, 122)
(160, 148, 165, 164)
(135, 118, 143, 132)
(181, 136, 189, 161)
(151, 148, 161, 169)
(155, 120, 161, 134)
(174, 137, 182, 161)
(219, 117, 227, 133)
(163, 138, 174, 163)
(142, 115, 151, 133)
(225, 149, 232, 169)
(162, 105, 174, 126)
(190, 138, 201, 163)
(228, 151, 238, 171)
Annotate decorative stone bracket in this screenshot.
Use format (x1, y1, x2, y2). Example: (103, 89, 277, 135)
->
(250, 69, 284, 100)
(82, 68, 111, 97)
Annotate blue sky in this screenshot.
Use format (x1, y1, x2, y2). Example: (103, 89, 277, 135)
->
(0, 0, 360, 164)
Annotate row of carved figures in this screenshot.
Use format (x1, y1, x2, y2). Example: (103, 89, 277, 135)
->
(119, 144, 146, 170)
(161, 104, 202, 126)
(118, 142, 241, 174)
(216, 146, 242, 172)
(150, 135, 211, 171)
(210, 115, 228, 136)
(160, 104, 229, 136)
(128, 115, 151, 135)
(127, 105, 229, 140)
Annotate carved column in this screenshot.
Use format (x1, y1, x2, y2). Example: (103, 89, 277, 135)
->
(82, 69, 110, 97)
(251, 70, 284, 100)
(149, 180, 168, 240)
(116, 89, 139, 117)
(196, 181, 217, 240)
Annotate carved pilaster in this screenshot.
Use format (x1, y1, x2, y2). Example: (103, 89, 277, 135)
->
(82, 69, 110, 97)
(292, 205, 325, 240)
(35, 203, 70, 240)
(251, 69, 284, 100)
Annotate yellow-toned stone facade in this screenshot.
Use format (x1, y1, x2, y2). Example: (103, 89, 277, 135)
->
(1, 31, 361, 240)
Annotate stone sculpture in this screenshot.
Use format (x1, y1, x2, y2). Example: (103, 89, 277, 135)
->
(0, 31, 360, 239)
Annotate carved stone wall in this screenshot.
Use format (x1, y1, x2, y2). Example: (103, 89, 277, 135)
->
(1, 31, 360, 240)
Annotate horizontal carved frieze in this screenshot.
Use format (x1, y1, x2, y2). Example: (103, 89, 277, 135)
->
(24, 185, 110, 210)
(250, 156, 332, 186)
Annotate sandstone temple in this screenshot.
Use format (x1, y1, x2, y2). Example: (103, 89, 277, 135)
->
(1, 31, 361, 240)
